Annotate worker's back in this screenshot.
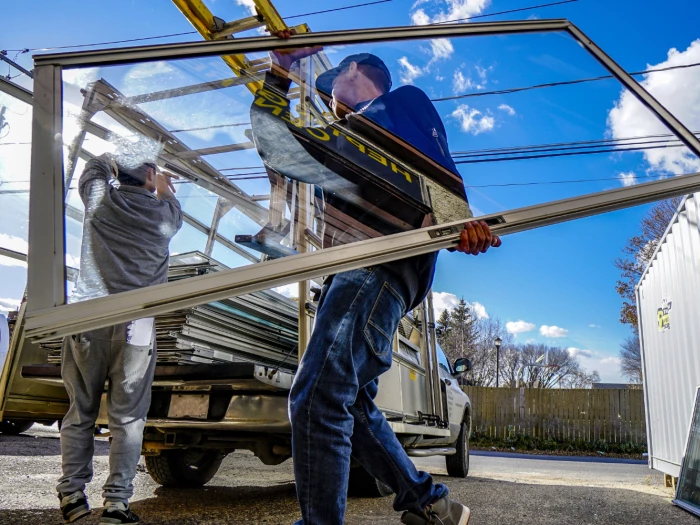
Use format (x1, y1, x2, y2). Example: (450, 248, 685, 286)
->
(70, 157, 182, 302)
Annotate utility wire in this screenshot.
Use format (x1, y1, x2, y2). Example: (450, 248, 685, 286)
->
(451, 131, 697, 155)
(454, 143, 686, 164)
(285, 0, 393, 20)
(465, 173, 657, 188)
(434, 0, 577, 25)
(433, 61, 700, 103)
(14, 1, 395, 52)
(10, 0, 573, 53)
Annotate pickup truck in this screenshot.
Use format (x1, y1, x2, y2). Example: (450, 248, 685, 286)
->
(0, 260, 473, 497)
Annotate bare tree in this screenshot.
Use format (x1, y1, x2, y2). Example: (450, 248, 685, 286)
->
(614, 198, 680, 331)
(619, 334, 643, 383)
(508, 345, 600, 389)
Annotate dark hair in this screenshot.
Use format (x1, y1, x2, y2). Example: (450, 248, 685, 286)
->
(358, 64, 391, 94)
(116, 172, 145, 187)
(116, 162, 157, 187)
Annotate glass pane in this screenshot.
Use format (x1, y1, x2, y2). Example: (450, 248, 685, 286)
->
(676, 389, 700, 514)
(57, 30, 698, 310)
(0, 88, 32, 314)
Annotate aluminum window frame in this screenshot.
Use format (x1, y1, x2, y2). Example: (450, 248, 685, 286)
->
(25, 18, 700, 339)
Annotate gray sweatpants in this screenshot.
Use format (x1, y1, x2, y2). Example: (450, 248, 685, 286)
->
(56, 320, 156, 503)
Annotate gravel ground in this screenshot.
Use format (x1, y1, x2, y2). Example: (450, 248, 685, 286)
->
(0, 423, 693, 525)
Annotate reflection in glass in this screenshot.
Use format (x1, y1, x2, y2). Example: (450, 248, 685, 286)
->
(676, 388, 700, 515)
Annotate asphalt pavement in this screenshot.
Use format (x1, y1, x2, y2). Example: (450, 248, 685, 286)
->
(0, 424, 693, 524)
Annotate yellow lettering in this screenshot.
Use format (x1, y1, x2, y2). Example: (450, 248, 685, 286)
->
(332, 128, 342, 137)
(257, 88, 288, 107)
(391, 162, 412, 183)
(367, 149, 388, 166)
(345, 136, 366, 153)
(305, 127, 331, 141)
(255, 96, 284, 116)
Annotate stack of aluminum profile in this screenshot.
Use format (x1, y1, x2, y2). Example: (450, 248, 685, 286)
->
(42, 252, 299, 369)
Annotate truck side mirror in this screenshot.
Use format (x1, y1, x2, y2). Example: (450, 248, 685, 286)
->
(454, 358, 472, 373)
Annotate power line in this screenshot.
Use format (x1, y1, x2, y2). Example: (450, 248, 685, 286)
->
(26, 32, 199, 52)
(451, 130, 692, 155)
(433, 61, 700, 103)
(15, 1, 396, 52)
(465, 173, 657, 188)
(454, 143, 687, 164)
(452, 134, 699, 159)
(434, 0, 577, 25)
(285, 0, 393, 20)
(11, 0, 575, 53)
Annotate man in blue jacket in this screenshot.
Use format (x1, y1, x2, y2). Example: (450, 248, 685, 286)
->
(256, 33, 501, 525)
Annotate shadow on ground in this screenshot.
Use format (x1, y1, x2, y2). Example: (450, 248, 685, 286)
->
(0, 433, 109, 457)
(0, 476, 692, 525)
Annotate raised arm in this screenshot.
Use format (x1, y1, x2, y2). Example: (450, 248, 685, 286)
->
(78, 154, 118, 209)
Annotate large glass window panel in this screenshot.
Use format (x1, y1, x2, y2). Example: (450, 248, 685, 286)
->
(55, 28, 699, 310)
(0, 88, 32, 313)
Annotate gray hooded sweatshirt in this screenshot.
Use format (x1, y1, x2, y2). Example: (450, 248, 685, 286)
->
(70, 158, 182, 302)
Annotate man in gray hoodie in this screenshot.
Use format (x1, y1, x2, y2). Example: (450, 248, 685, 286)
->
(57, 155, 182, 525)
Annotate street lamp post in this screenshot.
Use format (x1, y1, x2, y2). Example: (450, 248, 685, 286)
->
(494, 337, 502, 387)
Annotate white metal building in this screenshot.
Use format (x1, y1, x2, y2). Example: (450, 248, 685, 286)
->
(638, 193, 700, 478)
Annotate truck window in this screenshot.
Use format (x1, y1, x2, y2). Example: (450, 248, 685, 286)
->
(436, 345, 452, 375)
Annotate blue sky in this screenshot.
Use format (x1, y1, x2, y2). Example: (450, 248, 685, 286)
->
(1, 0, 700, 382)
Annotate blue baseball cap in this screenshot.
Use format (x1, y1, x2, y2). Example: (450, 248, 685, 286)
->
(315, 53, 392, 98)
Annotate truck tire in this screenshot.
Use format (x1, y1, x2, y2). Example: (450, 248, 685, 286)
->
(347, 464, 394, 498)
(145, 449, 224, 487)
(0, 419, 35, 435)
(445, 420, 470, 478)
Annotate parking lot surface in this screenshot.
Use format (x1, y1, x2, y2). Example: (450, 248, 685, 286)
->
(0, 424, 692, 524)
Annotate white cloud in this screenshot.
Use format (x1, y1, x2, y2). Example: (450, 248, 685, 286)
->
(430, 0, 491, 24)
(432, 292, 488, 319)
(589, 324, 600, 328)
(506, 320, 536, 335)
(398, 56, 426, 84)
(576, 353, 626, 383)
(475, 65, 489, 83)
(607, 39, 700, 175)
(470, 301, 489, 320)
(618, 171, 638, 187)
(274, 283, 298, 299)
(62, 67, 100, 89)
(498, 104, 516, 116)
(567, 347, 594, 359)
(126, 61, 174, 81)
(432, 291, 460, 318)
(235, 0, 257, 15)
(0, 297, 21, 313)
(409, 2, 490, 71)
(429, 39, 454, 63)
(540, 325, 569, 338)
(453, 70, 476, 93)
(0, 234, 28, 268)
(450, 104, 495, 135)
(601, 356, 622, 366)
(411, 9, 431, 25)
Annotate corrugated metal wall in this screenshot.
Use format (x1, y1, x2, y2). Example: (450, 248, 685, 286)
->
(638, 193, 700, 477)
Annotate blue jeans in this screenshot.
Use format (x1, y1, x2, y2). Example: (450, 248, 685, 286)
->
(289, 266, 448, 525)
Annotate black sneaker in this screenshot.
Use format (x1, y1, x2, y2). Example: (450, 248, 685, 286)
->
(99, 501, 140, 524)
(59, 490, 91, 523)
(400, 496, 471, 525)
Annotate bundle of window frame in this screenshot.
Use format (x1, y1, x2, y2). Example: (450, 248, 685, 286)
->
(42, 252, 299, 369)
